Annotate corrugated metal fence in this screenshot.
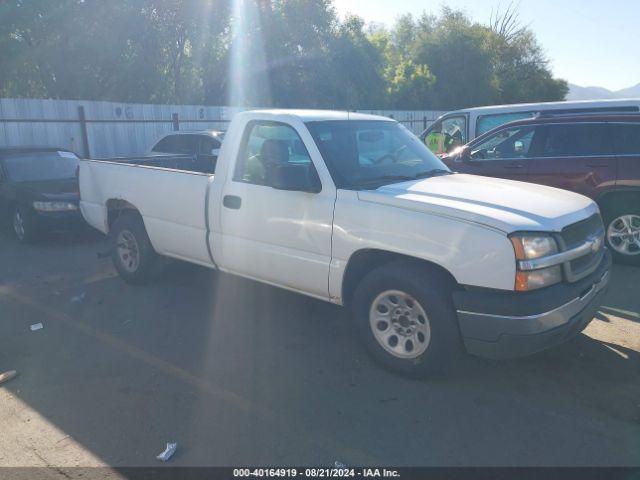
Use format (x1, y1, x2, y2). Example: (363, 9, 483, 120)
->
(0, 98, 445, 158)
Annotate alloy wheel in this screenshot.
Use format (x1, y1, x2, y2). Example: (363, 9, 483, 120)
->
(607, 214, 640, 256)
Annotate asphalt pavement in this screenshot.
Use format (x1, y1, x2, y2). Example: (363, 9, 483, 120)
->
(0, 227, 639, 470)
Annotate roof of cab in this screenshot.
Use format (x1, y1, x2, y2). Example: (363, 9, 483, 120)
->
(241, 109, 395, 122)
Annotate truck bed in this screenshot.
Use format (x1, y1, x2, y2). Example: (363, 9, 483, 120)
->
(79, 156, 216, 267)
(93, 154, 212, 172)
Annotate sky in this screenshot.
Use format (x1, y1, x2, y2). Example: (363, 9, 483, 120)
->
(332, 0, 640, 91)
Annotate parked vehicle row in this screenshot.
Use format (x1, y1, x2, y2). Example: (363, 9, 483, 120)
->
(4, 103, 636, 376)
(0, 130, 226, 242)
(78, 109, 611, 376)
(421, 99, 640, 156)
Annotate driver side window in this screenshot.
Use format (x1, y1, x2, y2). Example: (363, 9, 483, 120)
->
(470, 126, 535, 161)
(234, 121, 315, 187)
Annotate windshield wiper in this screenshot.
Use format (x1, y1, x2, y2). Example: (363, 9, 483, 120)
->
(353, 170, 453, 190)
(353, 175, 416, 189)
(412, 169, 453, 179)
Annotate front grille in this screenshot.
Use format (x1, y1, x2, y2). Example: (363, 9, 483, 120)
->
(560, 214, 604, 249)
(559, 213, 605, 282)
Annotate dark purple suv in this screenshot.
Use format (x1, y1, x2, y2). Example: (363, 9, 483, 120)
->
(442, 113, 640, 265)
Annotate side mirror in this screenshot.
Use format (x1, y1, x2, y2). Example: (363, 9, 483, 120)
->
(271, 164, 321, 193)
(458, 145, 472, 162)
(514, 140, 524, 153)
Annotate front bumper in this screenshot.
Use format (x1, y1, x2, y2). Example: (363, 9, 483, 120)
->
(34, 209, 85, 230)
(454, 249, 611, 359)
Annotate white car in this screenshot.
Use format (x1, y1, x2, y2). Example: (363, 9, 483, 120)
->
(79, 110, 611, 376)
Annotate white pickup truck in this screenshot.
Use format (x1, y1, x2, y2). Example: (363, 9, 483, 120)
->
(79, 109, 611, 376)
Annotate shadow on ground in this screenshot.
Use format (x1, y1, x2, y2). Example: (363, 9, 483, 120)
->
(0, 232, 639, 467)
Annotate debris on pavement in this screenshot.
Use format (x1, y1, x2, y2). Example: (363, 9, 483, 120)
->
(334, 461, 347, 468)
(0, 370, 17, 385)
(71, 292, 86, 303)
(55, 434, 71, 444)
(30, 323, 43, 331)
(156, 442, 177, 462)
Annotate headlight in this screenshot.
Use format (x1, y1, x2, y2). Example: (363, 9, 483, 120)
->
(510, 233, 561, 291)
(33, 201, 78, 212)
(510, 234, 558, 260)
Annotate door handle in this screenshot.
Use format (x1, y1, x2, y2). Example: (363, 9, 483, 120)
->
(223, 195, 242, 209)
(504, 163, 524, 169)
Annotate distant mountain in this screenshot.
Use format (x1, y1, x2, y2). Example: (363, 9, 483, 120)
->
(567, 83, 640, 100)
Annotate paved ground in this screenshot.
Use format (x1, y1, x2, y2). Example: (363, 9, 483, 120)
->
(0, 227, 639, 470)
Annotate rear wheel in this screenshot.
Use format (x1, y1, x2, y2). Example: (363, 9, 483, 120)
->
(603, 205, 640, 266)
(11, 206, 40, 243)
(110, 212, 159, 284)
(352, 261, 462, 377)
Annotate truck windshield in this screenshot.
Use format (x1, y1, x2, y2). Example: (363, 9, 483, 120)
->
(3, 151, 79, 182)
(306, 120, 451, 189)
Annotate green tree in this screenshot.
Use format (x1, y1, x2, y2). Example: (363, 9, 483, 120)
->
(0, 1, 568, 110)
(489, 4, 568, 104)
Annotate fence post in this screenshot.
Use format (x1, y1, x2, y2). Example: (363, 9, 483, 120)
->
(77, 106, 91, 158)
(423, 116, 427, 130)
(172, 113, 179, 131)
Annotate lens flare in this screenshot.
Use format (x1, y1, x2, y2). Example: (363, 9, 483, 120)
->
(229, 0, 271, 108)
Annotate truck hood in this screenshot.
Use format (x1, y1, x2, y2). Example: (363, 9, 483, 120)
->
(358, 173, 598, 233)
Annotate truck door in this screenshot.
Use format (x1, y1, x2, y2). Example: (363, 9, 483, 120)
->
(526, 122, 616, 199)
(218, 120, 335, 299)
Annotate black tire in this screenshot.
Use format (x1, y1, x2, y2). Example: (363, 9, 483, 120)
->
(602, 204, 640, 266)
(11, 206, 40, 243)
(351, 261, 462, 377)
(110, 212, 159, 284)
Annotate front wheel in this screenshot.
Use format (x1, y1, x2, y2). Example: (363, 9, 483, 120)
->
(352, 261, 462, 377)
(110, 212, 159, 284)
(603, 207, 640, 266)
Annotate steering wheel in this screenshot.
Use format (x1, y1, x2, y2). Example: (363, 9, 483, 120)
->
(373, 145, 407, 165)
(373, 153, 397, 165)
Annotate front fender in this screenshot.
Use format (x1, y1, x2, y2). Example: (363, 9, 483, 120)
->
(330, 191, 516, 301)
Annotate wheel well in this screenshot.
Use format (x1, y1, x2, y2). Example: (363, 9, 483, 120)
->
(598, 190, 640, 214)
(341, 249, 458, 306)
(105, 199, 141, 232)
